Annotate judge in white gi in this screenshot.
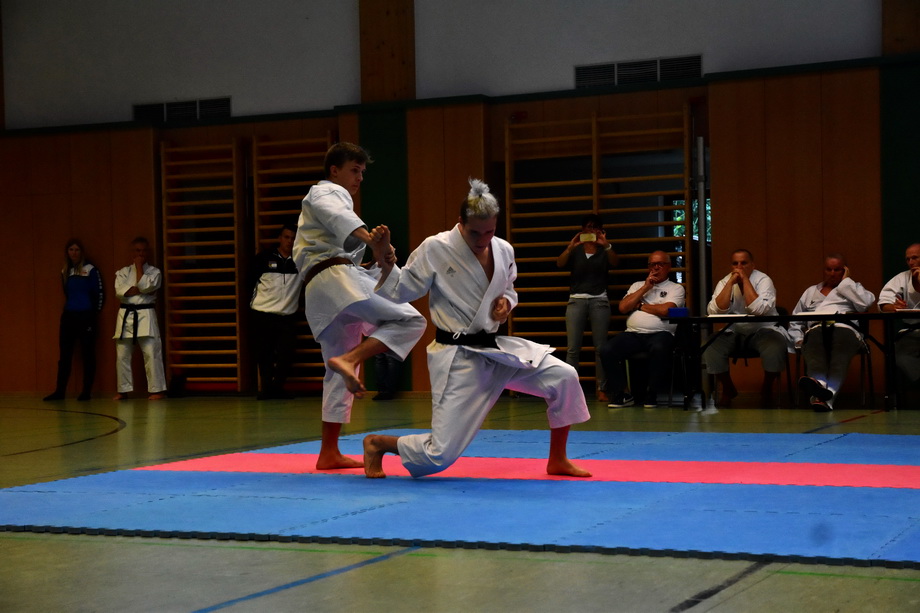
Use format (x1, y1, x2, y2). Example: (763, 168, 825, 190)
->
(791, 254, 875, 412)
(704, 249, 791, 406)
(113, 237, 166, 400)
(363, 179, 592, 479)
(292, 142, 426, 470)
(877, 243, 920, 384)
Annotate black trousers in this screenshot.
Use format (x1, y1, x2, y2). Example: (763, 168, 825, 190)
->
(251, 310, 297, 392)
(54, 310, 98, 394)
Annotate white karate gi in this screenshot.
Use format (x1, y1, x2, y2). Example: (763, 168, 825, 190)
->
(112, 262, 166, 394)
(293, 180, 426, 423)
(791, 278, 875, 405)
(376, 224, 590, 477)
(704, 269, 791, 374)
(878, 270, 920, 382)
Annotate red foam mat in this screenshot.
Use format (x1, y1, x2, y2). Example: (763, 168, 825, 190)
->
(135, 454, 920, 488)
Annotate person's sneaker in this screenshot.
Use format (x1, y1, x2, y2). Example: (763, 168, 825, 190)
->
(811, 398, 833, 412)
(643, 390, 658, 408)
(43, 391, 64, 401)
(77, 391, 91, 402)
(608, 393, 635, 408)
(799, 376, 833, 402)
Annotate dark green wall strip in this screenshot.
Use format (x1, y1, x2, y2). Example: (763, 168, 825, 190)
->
(356, 109, 412, 391)
(880, 61, 920, 279)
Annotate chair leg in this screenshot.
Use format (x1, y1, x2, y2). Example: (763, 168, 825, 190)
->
(785, 356, 794, 408)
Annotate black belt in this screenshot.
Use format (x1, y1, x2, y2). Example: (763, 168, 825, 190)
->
(119, 303, 155, 342)
(304, 257, 354, 287)
(435, 328, 498, 348)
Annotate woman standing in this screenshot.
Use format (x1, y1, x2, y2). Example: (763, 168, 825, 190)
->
(557, 215, 618, 402)
(44, 239, 104, 401)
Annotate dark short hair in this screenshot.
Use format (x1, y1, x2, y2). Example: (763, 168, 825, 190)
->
(281, 222, 297, 235)
(732, 248, 754, 261)
(131, 236, 149, 247)
(581, 214, 603, 229)
(324, 142, 371, 178)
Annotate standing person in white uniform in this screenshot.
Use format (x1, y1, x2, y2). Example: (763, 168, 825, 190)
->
(791, 254, 875, 412)
(878, 243, 920, 384)
(704, 249, 790, 406)
(363, 179, 592, 479)
(292, 142, 426, 470)
(113, 237, 167, 400)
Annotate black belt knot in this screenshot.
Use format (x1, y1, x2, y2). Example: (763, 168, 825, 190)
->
(119, 303, 155, 342)
(435, 328, 498, 348)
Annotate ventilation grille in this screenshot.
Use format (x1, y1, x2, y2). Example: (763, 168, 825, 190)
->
(133, 97, 232, 125)
(575, 55, 701, 89)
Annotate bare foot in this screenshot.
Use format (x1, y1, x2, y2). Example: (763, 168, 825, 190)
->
(148, 393, 166, 401)
(327, 356, 366, 398)
(113, 393, 129, 401)
(363, 435, 388, 478)
(547, 458, 592, 478)
(315, 452, 363, 470)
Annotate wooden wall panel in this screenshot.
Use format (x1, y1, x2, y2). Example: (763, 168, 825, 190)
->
(0, 137, 29, 197)
(28, 135, 71, 195)
(32, 191, 75, 394)
(764, 74, 824, 307)
(820, 69, 882, 287)
(709, 79, 768, 268)
(359, 0, 415, 103)
(405, 103, 487, 390)
(0, 195, 38, 392)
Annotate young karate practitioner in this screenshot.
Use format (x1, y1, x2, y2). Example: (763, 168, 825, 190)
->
(292, 142, 426, 470)
(363, 179, 592, 479)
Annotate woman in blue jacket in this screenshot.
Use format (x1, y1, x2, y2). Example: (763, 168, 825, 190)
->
(44, 239, 104, 401)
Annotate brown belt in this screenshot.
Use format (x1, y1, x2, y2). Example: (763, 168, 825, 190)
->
(304, 257, 354, 287)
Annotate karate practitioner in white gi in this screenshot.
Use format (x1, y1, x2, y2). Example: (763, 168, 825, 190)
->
(363, 179, 592, 479)
(790, 254, 875, 411)
(113, 237, 167, 400)
(293, 142, 426, 470)
(878, 243, 920, 384)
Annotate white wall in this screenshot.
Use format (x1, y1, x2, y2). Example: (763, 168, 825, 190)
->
(2, 0, 360, 129)
(414, 0, 882, 99)
(2, 0, 881, 129)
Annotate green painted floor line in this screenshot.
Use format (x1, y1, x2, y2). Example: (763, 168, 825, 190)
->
(773, 570, 920, 582)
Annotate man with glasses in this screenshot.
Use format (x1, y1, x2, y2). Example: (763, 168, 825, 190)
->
(600, 251, 685, 408)
(704, 248, 790, 406)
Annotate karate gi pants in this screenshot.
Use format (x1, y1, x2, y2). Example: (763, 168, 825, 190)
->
(316, 293, 426, 423)
(115, 336, 166, 394)
(703, 327, 788, 374)
(802, 325, 863, 406)
(397, 349, 590, 477)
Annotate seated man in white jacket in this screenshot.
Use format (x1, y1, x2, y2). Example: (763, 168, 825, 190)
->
(791, 254, 875, 412)
(363, 179, 591, 479)
(878, 243, 920, 384)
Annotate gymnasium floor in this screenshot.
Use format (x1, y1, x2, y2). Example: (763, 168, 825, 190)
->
(2, 390, 920, 612)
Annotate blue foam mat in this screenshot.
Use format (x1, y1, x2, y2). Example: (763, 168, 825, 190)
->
(2, 431, 919, 566)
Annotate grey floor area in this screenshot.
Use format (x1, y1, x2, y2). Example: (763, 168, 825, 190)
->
(2, 391, 920, 612)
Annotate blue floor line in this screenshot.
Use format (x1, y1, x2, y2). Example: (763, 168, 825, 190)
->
(191, 546, 420, 612)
